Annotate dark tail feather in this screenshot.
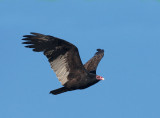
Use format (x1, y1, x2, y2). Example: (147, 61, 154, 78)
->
(50, 87, 70, 95)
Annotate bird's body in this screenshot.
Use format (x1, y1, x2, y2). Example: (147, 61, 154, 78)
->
(22, 33, 104, 95)
(64, 73, 97, 89)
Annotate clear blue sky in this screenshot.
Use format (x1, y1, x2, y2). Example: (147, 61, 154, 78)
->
(1, 0, 160, 118)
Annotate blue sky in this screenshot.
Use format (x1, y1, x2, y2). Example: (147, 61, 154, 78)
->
(1, 0, 160, 118)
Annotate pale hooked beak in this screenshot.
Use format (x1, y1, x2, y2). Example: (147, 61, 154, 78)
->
(96, 75, 105, 80)
(101, 78, 105, 80)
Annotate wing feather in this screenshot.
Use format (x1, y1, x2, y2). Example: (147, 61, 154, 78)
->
(84, 49, 104, 74)
(22, 32, 87, 85)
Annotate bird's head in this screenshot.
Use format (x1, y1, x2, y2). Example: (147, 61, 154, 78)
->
(96, 75, 104, 81)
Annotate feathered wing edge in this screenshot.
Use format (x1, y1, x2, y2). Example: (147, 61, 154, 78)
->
(22, 32, 69, 52)
(84, 49, 104, 74)
(22, 32, 88, 86)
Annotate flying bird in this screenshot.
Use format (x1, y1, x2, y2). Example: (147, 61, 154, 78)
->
(22, 33, 104, 95)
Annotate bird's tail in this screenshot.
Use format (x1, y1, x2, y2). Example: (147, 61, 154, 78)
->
(50, 87, 70, 95)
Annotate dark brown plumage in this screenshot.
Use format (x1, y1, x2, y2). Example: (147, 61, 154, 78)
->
(22, 32, 104, 95)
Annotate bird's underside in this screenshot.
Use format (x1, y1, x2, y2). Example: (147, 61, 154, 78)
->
(22, 32, 104, 95)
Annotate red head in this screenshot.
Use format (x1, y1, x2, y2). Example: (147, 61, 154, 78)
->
(96, 75, 104, 80)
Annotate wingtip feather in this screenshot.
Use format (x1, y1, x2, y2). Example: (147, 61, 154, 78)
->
(97, 49, 104, 52)
(30, 32, 44, 36)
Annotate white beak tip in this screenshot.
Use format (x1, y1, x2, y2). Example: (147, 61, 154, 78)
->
(101, 78, 104, 80)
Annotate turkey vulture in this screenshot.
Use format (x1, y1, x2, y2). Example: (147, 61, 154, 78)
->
(22, 33, 104, 95)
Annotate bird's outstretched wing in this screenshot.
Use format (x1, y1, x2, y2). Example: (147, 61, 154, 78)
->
(22, 32, 87, 85)
(84, 49, 104, 74)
